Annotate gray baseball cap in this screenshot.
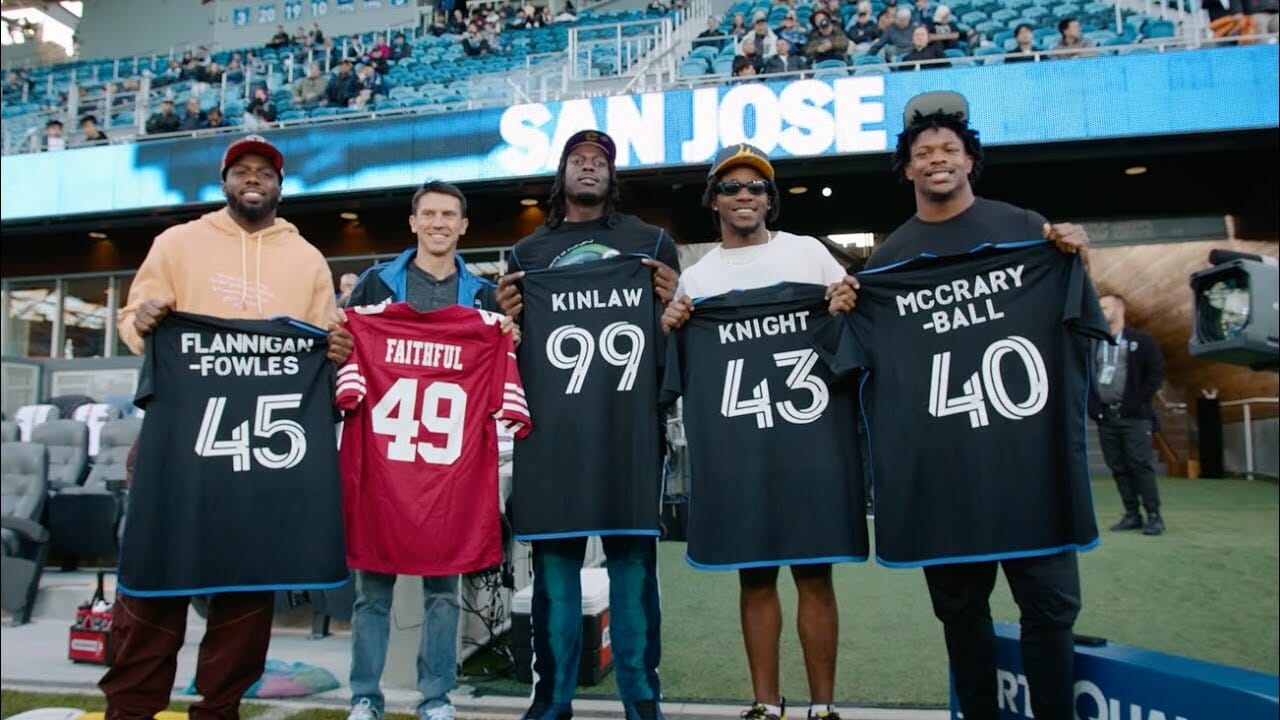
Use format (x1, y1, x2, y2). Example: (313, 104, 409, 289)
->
(903, 90, 969, 127)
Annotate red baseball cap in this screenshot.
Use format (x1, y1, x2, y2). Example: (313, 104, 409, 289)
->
(221, 134, 284, 178)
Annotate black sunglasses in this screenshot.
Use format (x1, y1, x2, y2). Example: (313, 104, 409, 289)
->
(716, 180, 770, 195)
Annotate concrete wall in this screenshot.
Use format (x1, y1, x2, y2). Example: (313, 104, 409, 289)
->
(77, 0, 423, 62)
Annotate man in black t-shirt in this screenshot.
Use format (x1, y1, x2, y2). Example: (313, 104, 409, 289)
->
(868, 92, 1093, 720)
(496, 130, 679, 720)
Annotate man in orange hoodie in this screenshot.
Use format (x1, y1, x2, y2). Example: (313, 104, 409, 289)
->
(102, 134, 354, 720)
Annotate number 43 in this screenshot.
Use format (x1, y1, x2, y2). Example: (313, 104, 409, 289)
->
(721, 349, 829, 429)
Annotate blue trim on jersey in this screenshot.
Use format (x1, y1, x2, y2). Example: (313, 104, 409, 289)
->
(652, 228, 665, 260)
(117, 576, 351, 598)
(264, 316, 329, 336)
(857, 239, 1051, 276)
(685, 554, 868, 571)
(515, 528, 663, 542)
(875, 537, 1100, 569)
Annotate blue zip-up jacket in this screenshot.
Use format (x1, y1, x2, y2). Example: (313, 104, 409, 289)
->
(346, 248, 496, 310)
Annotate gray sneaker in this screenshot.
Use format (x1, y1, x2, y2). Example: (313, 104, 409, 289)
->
(423, 705, 456, 720)
(349, 699, 379, 720)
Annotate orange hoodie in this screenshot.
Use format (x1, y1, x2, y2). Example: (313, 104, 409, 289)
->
(118, 207, 338, 355)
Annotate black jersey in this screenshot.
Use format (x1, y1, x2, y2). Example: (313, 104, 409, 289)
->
(662, 284, 868, 569)
(866, 197, 1047, 270)
(833, 241, 1110, 567)
(511, 255, 666, 539)
(508, 213, 679, 272)
(118, 311, 348, 596)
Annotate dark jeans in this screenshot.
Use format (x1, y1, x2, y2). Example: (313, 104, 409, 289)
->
(1098, 416, 1161, 515)
(530, 535, 662, 706)
(924, 552, 1082, 720)
(100, 591, 274, 720)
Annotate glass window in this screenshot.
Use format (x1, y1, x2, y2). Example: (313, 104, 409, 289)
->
(62, 276, 110, 358)
(114, 274, 136, 357)
(4, 279, 57, 358)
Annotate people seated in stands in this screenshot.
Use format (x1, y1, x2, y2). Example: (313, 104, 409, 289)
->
(244, 86, 277, 126)
(158, 59, 182, 86)
(776, 11, 809, 47)
(555, 0, 577, 21)
(763, 37, 809, 73)
(737, 35, 767, 72)
(42, 118, 66, 151)
(647, 0, 670, 15)
(1005, 23, 1038, 61)
(898, 23, 947, 67)
(294, 62, 328, 108)
(268, 23, 292, 49)
(309, 21, 326, 48)
(910, 0, 932, 24)
(78, 115, 109, 146)
(225, 56, 246, 83)
(463, 23, 492, 56)
(928, 5, 975, 50)
(316, 37, 338, 64)
(694, 16, 725, 48)
(245, 50, 267, 76)
(369, 33, 392, 72)
(805, 8, 850, 63)
(429, 11, 450, 35)
(178, 96, 206, 131)
(731, 54, 760, 80)
(387, 32, 410, 62)
(745, 11, 779, 58)
(866, 6, 917, 59)
(847, 1, 881, 52)
(353, 63, 384, 109)
(145, 98, 180, 135)
(1054, 17, 1098, 58)
(3, 69, 30, 100)
(531, 6, 552, 28)
(325, 59, 360, 106)
(502, 0, 521, 20)
(448, 9, 468, 33)
(202, 105, 227, 129)
(727, 11, 749, 40)
(293, 25, 309, 47)
(346, 35, 369, 62)
(508, 9, 531, 29)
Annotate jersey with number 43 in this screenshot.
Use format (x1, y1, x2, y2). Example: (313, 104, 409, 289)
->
(836, 242, 1110, 567)
(120, 311, 347, 596)
(337, 302, 531, 576)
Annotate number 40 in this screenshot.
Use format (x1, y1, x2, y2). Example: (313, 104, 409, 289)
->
(929, 335, 1049, 429)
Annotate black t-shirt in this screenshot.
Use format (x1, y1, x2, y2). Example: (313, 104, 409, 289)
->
(119, 311, 348, 596)
(662, 283, 868, 568)
(509, 213, 680, 272)
(511, 255, 666, 539)
(866, 197, 1047, 270)
(829, 242, 1110, 566)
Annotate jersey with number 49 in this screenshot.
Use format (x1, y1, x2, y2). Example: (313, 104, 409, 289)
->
(338, 302, 530, 576)
(120, 311, 347, 596)
(663, 284, 868, 569)
(835, 242, 1110, 567)
(512, 255, 664, 539)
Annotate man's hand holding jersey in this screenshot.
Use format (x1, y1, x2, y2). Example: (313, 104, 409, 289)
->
(133, 298, 174, 336)
(826, 276, 859, 314)
(1044, 222, 1090, 255)
(661, 296, 694, 335)
(327, 313, 355, 365)
(641, 258, 679, 305)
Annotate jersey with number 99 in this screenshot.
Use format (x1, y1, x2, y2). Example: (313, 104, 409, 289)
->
(337, 302, 531, 576)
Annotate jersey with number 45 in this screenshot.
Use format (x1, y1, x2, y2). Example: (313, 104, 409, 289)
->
(834, 241, 1111, 567)
(337, 302, 531, 576)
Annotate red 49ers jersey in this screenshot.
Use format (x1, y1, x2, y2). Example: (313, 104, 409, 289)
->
(337, 302, 531, 576)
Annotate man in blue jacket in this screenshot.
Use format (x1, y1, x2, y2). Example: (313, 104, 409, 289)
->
(343, 180, 497, 720)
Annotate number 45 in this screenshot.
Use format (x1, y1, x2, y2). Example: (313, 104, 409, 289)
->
(195, 394, 308, 472)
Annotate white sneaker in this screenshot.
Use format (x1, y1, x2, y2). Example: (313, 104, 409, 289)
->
(349, 698, 379, 720)
(423, 705, 456, 720)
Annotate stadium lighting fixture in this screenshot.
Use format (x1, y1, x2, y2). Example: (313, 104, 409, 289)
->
(788, 186, 808, 195)
(520, 198, 539, 207)
(88, 231, 108, 239)
(340, 211, 359, 220)
(829, 233, 875, 248)
(1124, 166, 1148, 176)
(821, 187, 833, 197)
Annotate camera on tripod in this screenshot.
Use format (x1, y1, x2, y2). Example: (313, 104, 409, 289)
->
(1188, 250, 1279, 371)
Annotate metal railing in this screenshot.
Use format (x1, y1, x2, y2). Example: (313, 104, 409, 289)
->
(1221, 397, 1280, 479)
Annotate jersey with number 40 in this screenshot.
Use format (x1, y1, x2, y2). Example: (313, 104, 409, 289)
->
(835, 242, 1111, 567)
(337, 302, 531, 576)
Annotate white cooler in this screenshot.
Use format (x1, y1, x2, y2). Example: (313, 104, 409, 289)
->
(510, 567, 612, 685)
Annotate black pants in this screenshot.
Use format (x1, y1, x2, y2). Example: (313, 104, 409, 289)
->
(1097, 417, 1160, 515)
(924, 552, 1082, 720)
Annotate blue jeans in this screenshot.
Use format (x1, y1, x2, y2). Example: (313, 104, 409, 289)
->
(350, 570, 460, 715)
(530, 536, 662, 706)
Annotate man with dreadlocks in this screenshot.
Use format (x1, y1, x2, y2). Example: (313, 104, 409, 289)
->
(496, 129, 679, 720)
(660, 144, 859, 720)
(865, 91, 1092, 720)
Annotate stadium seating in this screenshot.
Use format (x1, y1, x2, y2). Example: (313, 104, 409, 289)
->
(1, 441, 50, 626)
(32, 419, 89, 493)
(47, 417, 141, 564)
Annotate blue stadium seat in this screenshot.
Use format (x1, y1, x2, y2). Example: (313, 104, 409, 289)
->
(1143, 19, 1176, 38)
(991, 8, 1018, 22)
(992, 29, 1015, 45)
(943, 48, 968, 57)
(853, 65, 888, 75)
(680, 60, 710, 78)
(853, 53, 885, 64)
(712, 56, 735, 74)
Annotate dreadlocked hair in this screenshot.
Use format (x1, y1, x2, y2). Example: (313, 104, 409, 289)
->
(700, 174, 782, 235)
(891, 111, 984, 185)
(544, 154, 623, 229)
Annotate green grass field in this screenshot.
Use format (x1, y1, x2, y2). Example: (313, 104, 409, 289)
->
(464, 477, 1279, 706)
(3, 478, 1275, 715)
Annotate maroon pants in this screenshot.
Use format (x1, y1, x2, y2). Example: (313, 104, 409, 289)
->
(99, 591, 274, 720)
